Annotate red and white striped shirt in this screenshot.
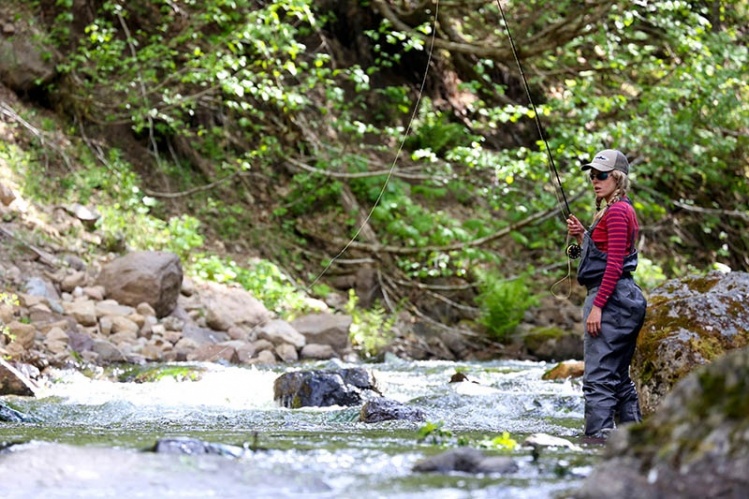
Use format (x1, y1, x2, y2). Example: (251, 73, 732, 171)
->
(590, 198, 639, 308)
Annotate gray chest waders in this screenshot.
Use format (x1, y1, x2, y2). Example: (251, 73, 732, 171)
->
(577, 206, 647, 436)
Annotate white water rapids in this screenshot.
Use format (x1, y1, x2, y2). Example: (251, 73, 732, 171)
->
(0, 357, 598, 498)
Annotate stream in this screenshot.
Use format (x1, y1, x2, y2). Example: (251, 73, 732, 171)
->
(0, 357, 600, 498)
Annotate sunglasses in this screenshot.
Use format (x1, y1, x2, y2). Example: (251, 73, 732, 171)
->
(589, 171, 610, 181)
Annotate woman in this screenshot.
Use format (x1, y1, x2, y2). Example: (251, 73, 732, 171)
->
(566, 149, 647, 441)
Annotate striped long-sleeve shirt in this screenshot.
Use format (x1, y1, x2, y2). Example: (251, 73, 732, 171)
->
(590, 198, 639, 308)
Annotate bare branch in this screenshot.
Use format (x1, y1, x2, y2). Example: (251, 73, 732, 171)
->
(371, 0, 612, 63)
(314, 201, 563, 255)
(284, 156, 449, 181)
(673, 201, 749, 221)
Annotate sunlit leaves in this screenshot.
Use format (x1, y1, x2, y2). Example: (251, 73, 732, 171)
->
(40, 0, 749, 285)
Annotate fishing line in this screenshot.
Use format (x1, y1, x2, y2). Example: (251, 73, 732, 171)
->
(494, 0, 580, 296)
(494, 0, 572, 219)
(307, 1, 441, 291)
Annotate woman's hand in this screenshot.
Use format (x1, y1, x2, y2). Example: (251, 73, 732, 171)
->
(586, 305, 602, 337)
(566, 215, 585, 245)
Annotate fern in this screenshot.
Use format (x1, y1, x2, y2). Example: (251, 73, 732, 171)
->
(476, 273, 537, 342)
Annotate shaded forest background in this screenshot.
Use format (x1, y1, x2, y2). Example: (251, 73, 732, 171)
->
(1, 0, 747, 342)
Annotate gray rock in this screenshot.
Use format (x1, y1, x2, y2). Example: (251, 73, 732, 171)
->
(0, 401, 34, 422)
(359, 397, 426, 423)
(573, 346, 749, 499)
(274, 343, 298, 362)
(0, 29, 57, 92)
(95, 251, 182, 318)
(291, 313, 352, 355)
(150, 437, 245, 458)
(300, 343, 337, 360)
(273, 368, 379, 408)
(197, 281, 272, 331)
(413, 448, 518, 474)
(91, 338, 125, 363)
(0, 358, 38, 396)
(256, 319, 305, 348)
(632, 271, 749, 414)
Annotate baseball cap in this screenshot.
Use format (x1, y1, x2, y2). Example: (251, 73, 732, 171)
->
(581, 149, 629, 175)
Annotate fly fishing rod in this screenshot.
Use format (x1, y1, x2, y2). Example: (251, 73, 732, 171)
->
(494, 0, 581, 259)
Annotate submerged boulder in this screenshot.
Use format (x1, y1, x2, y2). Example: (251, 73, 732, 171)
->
(0, 402, 33, 423)
(632, 271, 749, 415)
(273, 368, 379, 408)
(413, 448, 518, 474)
(359, 397, 426, 423)
(573, 345, 749, 499)
(150, 437, 245, 458)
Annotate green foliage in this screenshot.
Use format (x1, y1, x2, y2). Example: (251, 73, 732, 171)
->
(310, 283, 334, 299)
(1, 130, 206, 262)
(1, 292, 20, 347)
(0, 142, 48, 203)
(344, 289, 396, 359)
(405, 99, 476, 155)
(635, 257, 668, 291)
(540, 0, 749, 273)
(475, 431, 519, 452)
(476, 273, 538, 342)
(190, 256, 316, 316)
(365, 19, 428, 70)
(278, 168, 343, 218)
(6, 0, 748, 344)
(417, 421, 456, 446)
(416, 421, 518, 452)
(116, 364, 204, 383)
(98, 207, 204, 262)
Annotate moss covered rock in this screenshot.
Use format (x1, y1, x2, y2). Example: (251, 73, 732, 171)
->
(573, 345, 749, 499)
(632, 271, 749, 415)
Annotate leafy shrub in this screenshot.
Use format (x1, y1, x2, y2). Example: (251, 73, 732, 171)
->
(190, 256, 314, 316)
(476, 273, 538, 342)
(1, 292, 20, 347)
(417, 421, 455, 446)
(344, 289, 396, 359)
(417, 421, 518, 451)
(635, 257, 668, 291)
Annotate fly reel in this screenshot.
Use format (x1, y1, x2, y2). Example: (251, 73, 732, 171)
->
(566, 243, 581, 259)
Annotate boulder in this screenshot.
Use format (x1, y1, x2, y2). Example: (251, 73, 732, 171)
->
(274, 343, 298, 363)
(542, 360, 585, 380)
(273, 368, 379, 408)
(150, 437, 244, 458)
(632, 271, 749, 414)
(290, 313, 352, 355)
(0, 401, 33, 422)
(96, 251, 183, 318)
(572, 346, 749, 499)
(0, 358, 38, 396)
(0, 181, 15, 206)
(412, 448, 518, 474)
(196, 281, 272, 331)
(300, 343, 337, 360)
(256, 319, 306, 349)
(359, 397, 426, 423)
(0, 25, 57, 92)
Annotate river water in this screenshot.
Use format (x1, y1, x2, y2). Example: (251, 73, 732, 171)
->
(0, 357, 599, 498)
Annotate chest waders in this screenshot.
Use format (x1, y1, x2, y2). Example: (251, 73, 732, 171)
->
(577, 201, 647, 437)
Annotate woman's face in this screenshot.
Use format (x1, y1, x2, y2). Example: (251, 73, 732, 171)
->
(589, 169, 616, 201)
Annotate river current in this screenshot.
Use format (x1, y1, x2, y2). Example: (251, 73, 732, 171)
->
(0, 357, 599, 498)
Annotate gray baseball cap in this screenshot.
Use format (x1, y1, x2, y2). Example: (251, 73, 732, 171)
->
(581, 149, 629, 175)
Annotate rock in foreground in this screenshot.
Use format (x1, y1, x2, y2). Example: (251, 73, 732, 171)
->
(573, 346, 749, 499)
